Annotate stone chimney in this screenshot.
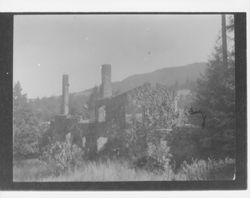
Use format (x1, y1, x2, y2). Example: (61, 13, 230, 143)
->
(101, 64, 112, 98)
(61, 74, 69, 115)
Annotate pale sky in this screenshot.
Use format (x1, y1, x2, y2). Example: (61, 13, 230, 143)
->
(14, 14, 221, 98)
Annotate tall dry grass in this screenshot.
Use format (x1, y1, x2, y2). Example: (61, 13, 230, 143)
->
(42, 160, 174, 181)
(174, 158, 235, 180)
(13, 158, 235, 181)
(13, 158, 53, 181)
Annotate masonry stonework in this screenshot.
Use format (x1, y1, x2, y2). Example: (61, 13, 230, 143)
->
(48, 64, 182, 158)
(100, 64, 112, 98)
(61, 74, 69, 115)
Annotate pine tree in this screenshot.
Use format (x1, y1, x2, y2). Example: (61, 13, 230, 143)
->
(191, 16, 235, 158)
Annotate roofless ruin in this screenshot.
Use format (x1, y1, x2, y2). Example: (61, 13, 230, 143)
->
(47, 64, 183, 157)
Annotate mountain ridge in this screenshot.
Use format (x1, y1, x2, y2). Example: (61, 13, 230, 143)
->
(71, 62, 207, 97)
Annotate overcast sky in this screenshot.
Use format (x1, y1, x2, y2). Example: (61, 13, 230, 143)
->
(14, 14, 221, 98)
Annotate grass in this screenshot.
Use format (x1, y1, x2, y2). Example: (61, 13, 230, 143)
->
(13, 158, 235, 181)
(174, 158, 235, 180)
(42, 160, 175, 181)
(13, 158, 53, 181)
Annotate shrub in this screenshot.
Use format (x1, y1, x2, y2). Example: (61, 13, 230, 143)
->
(133, 156, 165, 173)
(168, 126, 235, 168)
(133, 140, 172, 174)
(41, 141, 84, 175)
(175, 157, 235, 180)
(147, 140, 172, 168)
(167, 127, 204, 169)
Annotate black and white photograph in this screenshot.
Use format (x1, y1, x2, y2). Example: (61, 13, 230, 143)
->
(11, 13, 241, 182)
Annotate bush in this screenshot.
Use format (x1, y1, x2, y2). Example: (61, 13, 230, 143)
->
(133, 140, 172, 174)
(41, 141, 84, 175)
(134, 156, 165, 173)
(168, 125, 235, 168)
(148, 140, 172, 167)
(175, 157, 235, 180)
(168, 127, 203, 168)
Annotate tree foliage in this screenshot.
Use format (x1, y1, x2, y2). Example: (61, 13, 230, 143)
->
(123, 83, 178, 169)
(191, 16, 235, 158)
(13, 82, 42, 159)
(29, 96, 60, 122)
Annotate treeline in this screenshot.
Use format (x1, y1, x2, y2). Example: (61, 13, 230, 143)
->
(28, 93, 90, 122)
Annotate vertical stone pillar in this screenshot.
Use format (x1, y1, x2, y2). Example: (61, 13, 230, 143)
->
(101, 64, 112, 98)
(61, 74, 69, 115)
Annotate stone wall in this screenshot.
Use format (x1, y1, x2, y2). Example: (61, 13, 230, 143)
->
(95, 93, 127, 129)
(49, 83, 181, 157)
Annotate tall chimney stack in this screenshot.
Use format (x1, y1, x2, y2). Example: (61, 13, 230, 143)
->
(61, 74, 69, 115)
(101, 64, 112, 98)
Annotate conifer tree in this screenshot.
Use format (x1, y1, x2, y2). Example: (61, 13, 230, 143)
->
(192, 16, 235, 157)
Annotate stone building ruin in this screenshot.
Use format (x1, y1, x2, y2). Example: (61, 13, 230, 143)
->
(48, 64, 184, 157)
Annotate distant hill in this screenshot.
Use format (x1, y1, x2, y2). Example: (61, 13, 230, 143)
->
(111, 62, 207, 94)
(77, 62, 207, 96)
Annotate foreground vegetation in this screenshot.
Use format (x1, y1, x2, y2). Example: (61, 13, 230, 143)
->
(13, 158, 235, 181)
